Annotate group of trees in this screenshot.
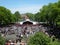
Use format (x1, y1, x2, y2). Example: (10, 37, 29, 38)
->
(0, 6, 21, 25)
(27, 1, 60, 26)
(35, 1, 60, 27)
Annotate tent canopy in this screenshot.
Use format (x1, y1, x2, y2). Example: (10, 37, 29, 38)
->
(19, 19, 38, 25)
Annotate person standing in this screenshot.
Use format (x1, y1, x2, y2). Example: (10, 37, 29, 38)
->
(16, 40, 20, 45)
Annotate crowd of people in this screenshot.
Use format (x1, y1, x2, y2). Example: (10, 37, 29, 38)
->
(5, 40, 26, 45)
(0, 25, 41, 37)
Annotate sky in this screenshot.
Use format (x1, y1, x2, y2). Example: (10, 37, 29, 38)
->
(0, 0, 58, 14)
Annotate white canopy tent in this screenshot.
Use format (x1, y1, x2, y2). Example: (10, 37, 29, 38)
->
(18, 19, 38, 25)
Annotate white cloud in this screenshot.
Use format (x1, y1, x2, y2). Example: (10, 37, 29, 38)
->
(9, 5, 42, 14)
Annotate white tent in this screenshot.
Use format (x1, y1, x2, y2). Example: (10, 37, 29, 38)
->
(18, 19, 38, 25)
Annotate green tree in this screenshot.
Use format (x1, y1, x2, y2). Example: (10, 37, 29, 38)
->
(35, 12, 46, 22)
(28, 32, 51, 45)
(14, 11, 21, 21)
(26, 13, 35, 20)
(0, 6, 13, 25)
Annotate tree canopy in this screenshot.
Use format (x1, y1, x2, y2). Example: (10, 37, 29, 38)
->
(14, 11, 21, 21)
(26, 13, 35, 20)
(0, 6, 21, 25)
(28, 32, 51, 45)
(34, 1, 60, 25)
